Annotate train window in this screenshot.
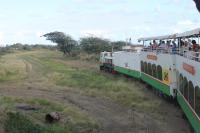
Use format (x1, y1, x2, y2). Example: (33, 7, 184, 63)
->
(152, 64, 157, 78)
(195, 86, 200, 117)
(157, 65, 162, 80)
(144, 62, 148, 74)
(179, 74, 183, 94)
(146, 62, 149, 74)
(188, 81, 194, 108)
(141, 61, 144, 72)
(148, 63, 152, 76)
(183, 77, 188, 100)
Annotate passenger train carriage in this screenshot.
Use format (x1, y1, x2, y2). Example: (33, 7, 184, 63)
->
(175, 29, 200, 133)
(113, 51, 141, 79)
(100, 28, 200, 133)
(138, 35, 178, 97)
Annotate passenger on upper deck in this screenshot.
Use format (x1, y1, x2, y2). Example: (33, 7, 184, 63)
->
(159, 41, 166, 49)
(192, 40, 199, 52)
(187, 39, 193, 48)
(165, 40, 171, 53)
(191, 40, 200, 61)
(152, 40, 158, 50)
(166, 40, 171, 48)
(180, 40, 185, 56)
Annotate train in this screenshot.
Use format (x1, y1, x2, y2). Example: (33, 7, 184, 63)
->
(100, 28, 200, 133)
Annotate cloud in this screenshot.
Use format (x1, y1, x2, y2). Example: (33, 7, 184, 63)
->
(80, 29, 111, 38)
(0, 0, 199, 45)
(168, 19, 200, 34)
(173, 0, 180, 3)
(178, 20, 193, 26)
(36, 31, 46, 37)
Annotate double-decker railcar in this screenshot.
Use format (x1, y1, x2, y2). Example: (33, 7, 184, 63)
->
(175, 28, 200, 132)
(138, 35, 178, 97)
(99, 28, 200, 132)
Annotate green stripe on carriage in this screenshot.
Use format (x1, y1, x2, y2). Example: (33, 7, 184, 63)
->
(114, 66, 141, 79)
(141, 73, 170, 96)
(177, 91, 200, 133)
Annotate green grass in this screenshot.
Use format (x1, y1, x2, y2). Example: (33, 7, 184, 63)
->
(5, 112, 83, 133)
(0, 96, 99, 133)
(5, 112, 45, 133)
(0, 50, 165, 132)
(20, 51, 161, 114)
(0, 50, 163, 112)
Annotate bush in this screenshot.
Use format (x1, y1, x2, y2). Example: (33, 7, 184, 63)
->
(80, 37, 111, 54)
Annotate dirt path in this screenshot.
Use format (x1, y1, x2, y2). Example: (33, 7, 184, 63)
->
(0, 84, 190, 133)
(0, 51, 191, 133)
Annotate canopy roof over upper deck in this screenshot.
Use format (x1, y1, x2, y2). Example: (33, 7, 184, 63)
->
(177, 28, 200, 38)
(138, 34, 177, 42)
(138, 28, 200, 42)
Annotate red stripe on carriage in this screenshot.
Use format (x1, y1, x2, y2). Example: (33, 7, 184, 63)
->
(183, 63, 195, 75)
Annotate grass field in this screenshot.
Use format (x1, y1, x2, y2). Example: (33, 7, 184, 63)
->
(0, 49, 190, 133)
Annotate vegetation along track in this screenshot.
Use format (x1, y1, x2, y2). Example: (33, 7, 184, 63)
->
(0, 50, 192, 133)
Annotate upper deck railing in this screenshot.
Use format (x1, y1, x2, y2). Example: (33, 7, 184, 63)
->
(142, 47, 200, 62)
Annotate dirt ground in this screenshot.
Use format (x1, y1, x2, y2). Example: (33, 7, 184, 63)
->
(0, 50, 192, 133)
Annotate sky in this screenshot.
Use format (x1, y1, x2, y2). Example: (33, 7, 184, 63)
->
(0, 0, 199, 45)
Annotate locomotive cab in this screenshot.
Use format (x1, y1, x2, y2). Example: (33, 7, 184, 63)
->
(100, 52, 113, 72)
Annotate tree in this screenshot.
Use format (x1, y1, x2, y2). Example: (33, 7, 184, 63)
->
(111, 41, 127, 51)
(11, 43, 24, 50)
(80, 37, 111, 54)
(42, 32, 77, 55)
(194, 0, 200, 12)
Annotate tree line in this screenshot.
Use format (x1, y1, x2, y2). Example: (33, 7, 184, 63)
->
(42, 31, 129, 56)
(0, 31, 129, 56)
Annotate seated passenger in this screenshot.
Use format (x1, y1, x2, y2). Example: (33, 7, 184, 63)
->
(166, 40, 171, 52)
(192, 40, 199, 52)
(192, 40, 200, 61)
(159, 41, 165, 48)
(152, 40, 158, 50)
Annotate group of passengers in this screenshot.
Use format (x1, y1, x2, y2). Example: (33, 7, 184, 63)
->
(148, 39, 200, 61)
(180, 39, 200, 60)
(149, 40, 177, 52)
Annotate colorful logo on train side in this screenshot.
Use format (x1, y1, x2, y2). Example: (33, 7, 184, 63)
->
(162, 69, 170, 85)
(183, 63, 195, 75)
(147, 54, 157, 61)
